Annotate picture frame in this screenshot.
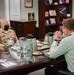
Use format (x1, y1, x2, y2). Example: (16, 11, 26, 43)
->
(25, 0, 33, 8)
(60, 4, 68, 18)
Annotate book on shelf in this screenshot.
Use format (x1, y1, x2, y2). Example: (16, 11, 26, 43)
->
(45, 0, 49, 5)
(60, 0, 66, 4)
(49, 10, 56, 16)
(45, 20, 49, 26)
(50, 18, 56, 24)
(60, 0, 69, 4)
(45, 11, 49, 17)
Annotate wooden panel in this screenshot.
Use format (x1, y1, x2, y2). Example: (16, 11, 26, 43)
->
(10, 20, 36, 38)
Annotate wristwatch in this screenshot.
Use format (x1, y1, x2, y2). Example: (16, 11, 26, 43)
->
(54, 39, 61, 45)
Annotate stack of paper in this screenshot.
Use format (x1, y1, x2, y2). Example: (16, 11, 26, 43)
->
(1, 61, 17, 67)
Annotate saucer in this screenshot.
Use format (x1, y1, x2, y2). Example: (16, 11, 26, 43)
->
(32, 51, 42, 56)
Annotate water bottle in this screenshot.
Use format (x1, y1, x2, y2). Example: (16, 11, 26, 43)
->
(26, 34, 33, 61)
(44, 32, 54, 45)
(7, 39, 13, 52)
(32, 38, 37, 53)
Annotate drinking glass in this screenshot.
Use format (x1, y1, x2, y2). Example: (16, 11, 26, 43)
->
(19, 37, 27, 61)
(19, 37, 27, 48)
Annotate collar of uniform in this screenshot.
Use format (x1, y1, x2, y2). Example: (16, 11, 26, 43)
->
(0, 28, 8, 34)
(71, 32, 74, 36)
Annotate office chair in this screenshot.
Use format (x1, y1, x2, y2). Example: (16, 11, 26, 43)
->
(59, 70, 74, 75)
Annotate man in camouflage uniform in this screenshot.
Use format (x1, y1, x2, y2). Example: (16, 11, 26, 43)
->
(0, 19, 18, 50)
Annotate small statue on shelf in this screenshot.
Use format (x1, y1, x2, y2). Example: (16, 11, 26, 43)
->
(49, 0, 53, 4)
(28, 13, 34, 20)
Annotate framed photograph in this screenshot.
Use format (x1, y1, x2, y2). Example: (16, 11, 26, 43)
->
(60, 5, 68, 18)
(50, 18, 56, 24)
(25, 0, 33, 8)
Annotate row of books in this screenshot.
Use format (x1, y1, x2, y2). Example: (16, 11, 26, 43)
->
(45, 10, 56, 17)
(45, 9, 70, 18)
(45, 0, 69, 5)
(45, 18, 56, 26)
(60, 0, 69, 4)
(45, 18, 67, 26)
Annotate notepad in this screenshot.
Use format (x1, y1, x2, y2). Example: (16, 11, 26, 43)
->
(1, 61, 17, 67)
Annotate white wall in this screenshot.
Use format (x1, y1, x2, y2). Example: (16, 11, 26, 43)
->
(72, 0, 74, 18)
(0, 0, 74, 27)
(0, 0, 5, 19)
(9, 0, 21, 20)
(0, 0, 38, 27)
(20, 0, 39, 27)
(5, 0, 10, 22)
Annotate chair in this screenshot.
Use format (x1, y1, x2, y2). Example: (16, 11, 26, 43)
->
(59, 70, 74, 75)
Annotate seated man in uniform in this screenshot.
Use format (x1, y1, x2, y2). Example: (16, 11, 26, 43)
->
(0, 19, 18, 51)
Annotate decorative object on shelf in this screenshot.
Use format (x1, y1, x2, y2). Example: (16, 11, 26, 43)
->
(60, 5, 68, 17)
(25, 0, 33, 8)
(45, 20, 49, 26)
(49, 0, 53, 4)
(45, 0, 49, 5)
(65, 0, 69, 4)
(60, 0, 63, 4)
(28, 12, 34, 20)
(54, 2, 58, 5)
(45, 11, 49, 17)
(67, 13, 71, 17)
(50, 18, 56, 24)
(60, 0, 66, 4)
(49, 10, 56, 16)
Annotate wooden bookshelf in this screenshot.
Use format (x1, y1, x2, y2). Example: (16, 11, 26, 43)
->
(38, 0, 72, 39)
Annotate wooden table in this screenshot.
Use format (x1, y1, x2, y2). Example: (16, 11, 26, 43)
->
(0, 51, 65, 75)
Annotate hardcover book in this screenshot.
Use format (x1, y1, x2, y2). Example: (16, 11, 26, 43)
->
(45, 11, 49, 17)
(49, 10, 56, 16)
(50, 18, 56, 24)
(45, 20, 49, 26)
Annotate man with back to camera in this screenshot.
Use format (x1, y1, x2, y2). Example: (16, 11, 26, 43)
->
(0, 19, 18, 51)
(45, 18, 74, 75)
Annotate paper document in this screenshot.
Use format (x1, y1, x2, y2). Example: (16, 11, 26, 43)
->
(1, 61, 17, 67)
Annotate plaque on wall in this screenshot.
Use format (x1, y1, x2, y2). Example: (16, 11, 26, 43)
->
(25, 0, 33, 8)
